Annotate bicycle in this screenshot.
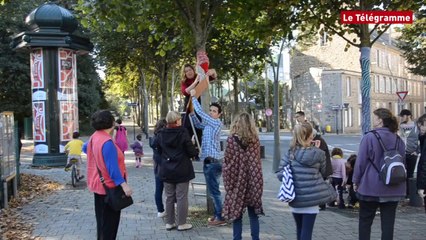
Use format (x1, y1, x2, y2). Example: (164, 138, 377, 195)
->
(68, 157, 81, 187)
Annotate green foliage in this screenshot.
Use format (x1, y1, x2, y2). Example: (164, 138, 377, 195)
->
(289, 0, 423, 48)
(0, 0, 44, 121)
(398, 10, 426, 76)
(0, 0, 105, 122)
(76, 55, 103, 119)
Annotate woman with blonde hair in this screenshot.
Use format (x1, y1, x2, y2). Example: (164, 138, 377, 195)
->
(223, 112, 264, 240)
(277, 122, 336, 240)
(152, 111, 198, 231)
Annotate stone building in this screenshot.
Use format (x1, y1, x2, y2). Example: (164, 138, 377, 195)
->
(291, 31, 425, 134)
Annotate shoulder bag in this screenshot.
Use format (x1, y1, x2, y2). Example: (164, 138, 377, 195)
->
(277, 151, 296, 202)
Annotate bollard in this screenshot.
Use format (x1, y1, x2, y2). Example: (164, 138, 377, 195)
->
(260, 146, 265, 159)
(408, 178, 423, 207)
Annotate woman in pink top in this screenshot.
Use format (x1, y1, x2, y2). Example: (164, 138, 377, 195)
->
(329, 148, 347, 209)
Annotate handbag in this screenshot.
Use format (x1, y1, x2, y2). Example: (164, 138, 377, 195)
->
(103, 185, 134, 211)
(277, 152, 295, 202)
(92, 140, 133, 211)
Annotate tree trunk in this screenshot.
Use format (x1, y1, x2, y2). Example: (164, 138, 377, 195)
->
(233, 73, 239, 116)
(359, 20, 372, 134)
(160, 61, 169, 118)
(156, 77, 160, 122)
(138, 66, 150, 138)
(170, 68, 176, 111)
(360, 47, 371, 134)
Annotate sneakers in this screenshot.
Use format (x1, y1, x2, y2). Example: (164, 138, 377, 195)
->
(157, 211, 166, 218)
(166, 223, 193, 231)
(207, 218, 227, 226)
(165, 223, 176, 231)
(177, 223, 193, 231)
(78, 175, 85, 181)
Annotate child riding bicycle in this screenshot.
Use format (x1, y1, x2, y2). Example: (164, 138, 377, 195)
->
(64, 131, 84, 180)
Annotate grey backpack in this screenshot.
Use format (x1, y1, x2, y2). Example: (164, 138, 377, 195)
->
(370, 130, 406, 186)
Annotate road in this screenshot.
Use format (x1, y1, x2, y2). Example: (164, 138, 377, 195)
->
(221, 132, 363, 172)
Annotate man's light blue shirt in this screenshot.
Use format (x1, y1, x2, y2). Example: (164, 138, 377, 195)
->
(190, 96, 222, 161)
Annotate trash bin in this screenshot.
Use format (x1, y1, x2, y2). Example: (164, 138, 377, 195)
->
(23, 117, 32, 140)
(325, 125, 331, 133)
(408, 178, 423, 207)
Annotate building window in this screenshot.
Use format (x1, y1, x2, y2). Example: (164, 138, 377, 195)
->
(376, 49, 380, 67)
(407, 80, 411, 93)
(349, 107, 353, 127)
(419, 82, 422, 96)
(417, 82, 420, 96)
(358, 78, 362, 104)
(379, 76, 385, 93)
(374, 75, 379, 93)
(320, 31, 328, 46)
(414, 103, 417, 117)
(386, 77, 391, 94)
(346, 77, 351, 96)
(358, 108, 362, 126)
(344, 108, 352, 127)
(394, 103, 398, 116)
(418, 103, 421, 118)
(392, 78, 397, 94)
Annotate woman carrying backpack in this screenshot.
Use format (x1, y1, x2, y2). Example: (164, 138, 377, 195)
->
(353, 108, 406, 240)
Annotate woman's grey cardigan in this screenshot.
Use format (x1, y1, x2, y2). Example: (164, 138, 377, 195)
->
(276, 147, 336, 208)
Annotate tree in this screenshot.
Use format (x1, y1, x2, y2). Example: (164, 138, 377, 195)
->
(398, 9, 426, 76)
(76, 0, 186, 118)
(0, 0, 105, 123)
(289, 0, 423, 133)
(0, 0, 40, 121)
(76, 55, 103, 119)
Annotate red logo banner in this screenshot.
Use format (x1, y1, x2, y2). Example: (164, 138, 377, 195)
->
(340, 11, 413, 24)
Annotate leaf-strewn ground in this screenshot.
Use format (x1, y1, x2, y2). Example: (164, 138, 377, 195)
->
(0, 174, 62, 240)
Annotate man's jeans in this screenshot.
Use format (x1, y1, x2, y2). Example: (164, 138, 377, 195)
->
(203, 162, 224, 220)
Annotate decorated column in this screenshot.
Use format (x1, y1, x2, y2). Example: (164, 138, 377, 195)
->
(11, 3, 93, 166)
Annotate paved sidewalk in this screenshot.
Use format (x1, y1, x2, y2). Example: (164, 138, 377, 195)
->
(18, 135, 426, 240)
